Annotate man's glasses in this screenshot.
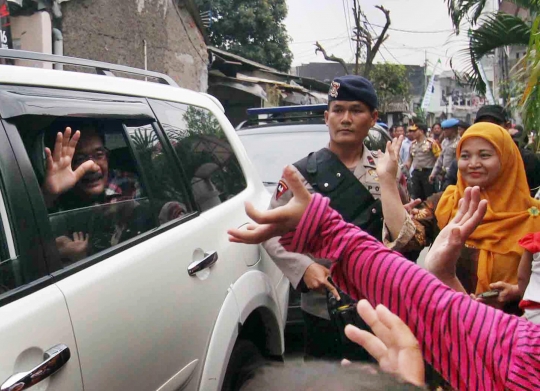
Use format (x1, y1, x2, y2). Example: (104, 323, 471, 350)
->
(72, 148, 109, 167)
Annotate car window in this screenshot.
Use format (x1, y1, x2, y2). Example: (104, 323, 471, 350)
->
(12, 115, 191, 267)
(149, 99, 247, 212)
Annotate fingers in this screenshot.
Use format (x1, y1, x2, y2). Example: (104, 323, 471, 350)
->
(227, 224, 280, 244)
(73, 160, 100, 182)
(282, 165, 311, 203)
(53, 132, 63, 162)
(489, 281, 507, 292)
(244, 202, 289, 225)
(344, 324, 388, 362)
(62, 127, 72, 152)
(376, 304, 417, 347)
(355, 300, 393, 347)
(323, 278, 340, 300)
(44, 147, 54, 170)
(68, 129, 81, 150)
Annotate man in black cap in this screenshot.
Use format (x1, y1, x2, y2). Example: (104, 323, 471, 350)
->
(262, 75, 416, 361)
(475, 104, 511, 128)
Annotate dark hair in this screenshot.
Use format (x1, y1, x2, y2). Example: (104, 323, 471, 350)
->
(45, 119, 105, 150)
(432, 122, 441, 128)
(240, 362, 424, 391)
(415, 123, 428, 133)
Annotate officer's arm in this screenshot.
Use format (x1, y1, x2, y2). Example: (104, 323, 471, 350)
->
(261, 168, 316, 289)
(431, 153, 443, 177)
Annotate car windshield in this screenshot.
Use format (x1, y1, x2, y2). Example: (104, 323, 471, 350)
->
(239, 129, 329, 183)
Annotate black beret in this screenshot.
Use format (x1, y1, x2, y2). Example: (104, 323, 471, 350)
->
(328, 75, 378, 109)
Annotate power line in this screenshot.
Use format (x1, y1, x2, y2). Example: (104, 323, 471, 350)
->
(290, 33, 349, 45)
(370, 23, 454, 34)
(342, 0, 355, 55)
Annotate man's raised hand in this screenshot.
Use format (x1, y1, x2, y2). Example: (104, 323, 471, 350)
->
(42, 127, 100, 197)
(227, 165, 312, 244)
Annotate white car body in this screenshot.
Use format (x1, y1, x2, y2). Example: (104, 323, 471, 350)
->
(0, 57, 287, 391)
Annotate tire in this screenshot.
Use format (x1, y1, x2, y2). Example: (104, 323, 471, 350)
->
(221, 339, 265, 391)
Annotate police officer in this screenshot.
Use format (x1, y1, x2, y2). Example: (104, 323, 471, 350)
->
(429, 118, 460, 192)
(263, 75, 416, 361)
(405, 123, 441, 200)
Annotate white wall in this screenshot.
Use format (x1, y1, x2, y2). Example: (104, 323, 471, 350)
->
(10, 11, 52, 69)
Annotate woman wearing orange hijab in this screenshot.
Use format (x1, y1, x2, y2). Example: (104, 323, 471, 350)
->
(389, 122, 540, 311)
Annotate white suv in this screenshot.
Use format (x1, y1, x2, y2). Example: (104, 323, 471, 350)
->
(0, 50, 288, 391)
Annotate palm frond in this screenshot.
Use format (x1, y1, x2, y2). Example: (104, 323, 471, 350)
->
(451, 13, 531, 94)
(445, 0, 489, 33)
(505, 0, 540, 14)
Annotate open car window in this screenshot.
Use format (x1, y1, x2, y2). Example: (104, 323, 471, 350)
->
(5, 88, 193, 268)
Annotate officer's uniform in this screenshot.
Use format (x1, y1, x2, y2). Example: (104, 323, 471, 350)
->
(262, 75, 416, 361)
(409, 136, 440, 200)
(431, 136, 459, 181)
(431, 118, 460, 192)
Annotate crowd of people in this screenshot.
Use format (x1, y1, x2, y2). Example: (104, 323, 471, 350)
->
(228, 75, 540, 390)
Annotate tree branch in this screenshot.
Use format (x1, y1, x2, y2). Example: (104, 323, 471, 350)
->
(364, 5, 390, 79)
(315, 41, 349, 75)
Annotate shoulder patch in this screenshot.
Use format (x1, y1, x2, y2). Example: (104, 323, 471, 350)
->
(370, 150, 379, 158)
(276, 180, 289, 200)
(367, 155, 376, 166)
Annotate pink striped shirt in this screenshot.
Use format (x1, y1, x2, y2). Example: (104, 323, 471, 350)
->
(280, 194, 540, 391)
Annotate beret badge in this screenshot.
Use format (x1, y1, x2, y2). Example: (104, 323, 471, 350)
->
(329, 81, 340, 98)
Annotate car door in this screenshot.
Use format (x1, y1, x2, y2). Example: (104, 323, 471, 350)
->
(0, 85, 247, 391)
(0, 119, 83, 391)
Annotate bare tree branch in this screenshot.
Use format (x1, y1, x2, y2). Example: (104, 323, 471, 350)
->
(314, 41, 349, 75)
(364, 5, 390, 79)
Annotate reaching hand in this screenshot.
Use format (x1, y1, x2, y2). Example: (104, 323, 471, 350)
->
(376, 136, 403, 181)
(302, 263, 340, 299)
(227, 165, 312, 244)
(425, 186, 488, 288)
(403, 198, 422, 217)
(42, 127, 100, 197)
(344, 300, 425, 387)
(55, 232, 89, 262)
(428, 174, 436, 184)
(477, 282, 521, 306)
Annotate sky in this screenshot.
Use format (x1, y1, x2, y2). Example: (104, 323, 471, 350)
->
(284, 0, 497, 73)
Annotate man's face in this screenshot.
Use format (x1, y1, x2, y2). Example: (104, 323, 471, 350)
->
(394, 126, 405, 138)
(413, 128, 424, 141)
(431, 124, 442, 136)
(443, 126, 458, 139)
(324, 100, 377, 147)
(72, 131, 109, 198)
(406, 128, 415, 141)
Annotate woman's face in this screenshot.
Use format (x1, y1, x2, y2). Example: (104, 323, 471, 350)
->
(458, 137, 501, 188)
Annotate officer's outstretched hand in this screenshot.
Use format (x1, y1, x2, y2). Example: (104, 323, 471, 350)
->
(376, 135, 403, 181)
(228, 165, 312, 244)
(344, 300, 425, 387)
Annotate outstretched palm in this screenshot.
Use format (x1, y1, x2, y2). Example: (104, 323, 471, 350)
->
(227, 165, 312, 244)
(42, 127, 99, 196)
(425, 187, 488, 289)
(376, 135, 403, 180)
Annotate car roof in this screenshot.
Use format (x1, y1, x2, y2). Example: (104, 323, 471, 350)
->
(0, 64, 218, 113)
(237, 123, 328, 136)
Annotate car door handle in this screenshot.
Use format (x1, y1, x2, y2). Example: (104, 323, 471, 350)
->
(187, 251, 218, 276)
(1, 344, 71, 391)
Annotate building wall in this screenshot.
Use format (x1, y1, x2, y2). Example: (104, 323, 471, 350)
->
(60, 0, 208, 91)
(10, 11, 52, 68)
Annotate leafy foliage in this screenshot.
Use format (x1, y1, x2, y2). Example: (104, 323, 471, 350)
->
(453, 13, 531, 94)
(369, 63, 411, 114)
(196, 0, 293, 72)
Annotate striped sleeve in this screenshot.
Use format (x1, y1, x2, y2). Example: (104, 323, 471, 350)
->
(280, 194, 540, 391)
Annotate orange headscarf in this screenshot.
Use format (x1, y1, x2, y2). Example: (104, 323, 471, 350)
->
(435, 122, 540, 293)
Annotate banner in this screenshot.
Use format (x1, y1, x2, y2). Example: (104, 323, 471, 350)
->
(0, 0, 12, 49)
(421, 59, 442, 112)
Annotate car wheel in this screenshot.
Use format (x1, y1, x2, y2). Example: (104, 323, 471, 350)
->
(221, 339, 265, 391)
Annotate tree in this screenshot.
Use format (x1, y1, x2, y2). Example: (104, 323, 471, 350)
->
(314, 2, 390, 79)
(445, 0, 535, 96)
(369, 63, 411, 114)
(196, 0, 292, 72)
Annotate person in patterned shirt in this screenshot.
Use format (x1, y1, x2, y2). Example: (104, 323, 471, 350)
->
(42, 123, 144, 262)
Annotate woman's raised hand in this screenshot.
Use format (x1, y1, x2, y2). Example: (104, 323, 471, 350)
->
(227, 165, 312, 244)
